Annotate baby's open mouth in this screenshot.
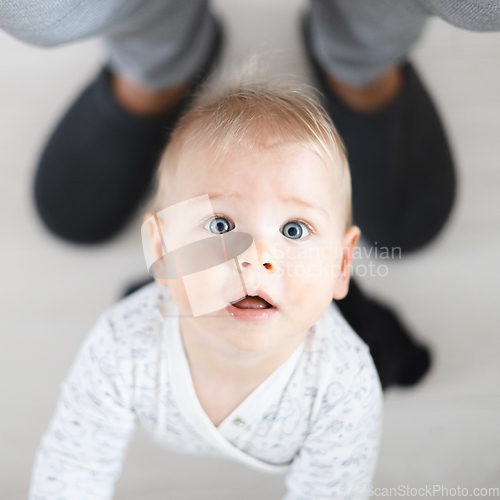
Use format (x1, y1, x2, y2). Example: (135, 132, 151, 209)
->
(231, 295, 273, 309)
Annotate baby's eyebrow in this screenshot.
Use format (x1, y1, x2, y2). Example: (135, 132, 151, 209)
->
(207, 193, 236, 203)
(281, 197, 331, 222)
(208, 193, 331, 223)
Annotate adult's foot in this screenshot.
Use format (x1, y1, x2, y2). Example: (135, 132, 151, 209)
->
(302, 14, 457, 253)
(111, 75, 191, 117)
(327, 67, 403, 113)
(34, 20, 224, 244)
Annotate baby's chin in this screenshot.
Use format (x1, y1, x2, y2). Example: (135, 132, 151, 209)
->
(211, 321, 293, 353)
(191, 309, 305, 352)
(225, 332, 280, 353)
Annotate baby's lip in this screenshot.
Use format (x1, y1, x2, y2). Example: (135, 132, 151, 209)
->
(252, 289, 275, 308)
(231, 288, 276, 309)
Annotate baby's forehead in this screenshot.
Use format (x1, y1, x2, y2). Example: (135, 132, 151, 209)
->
(170, 141, 345, 217)
(176, 139, 335, 178)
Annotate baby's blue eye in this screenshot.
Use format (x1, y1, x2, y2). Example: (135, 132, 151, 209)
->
(204, 217, 234, 234)
(281, 221, 310, 240)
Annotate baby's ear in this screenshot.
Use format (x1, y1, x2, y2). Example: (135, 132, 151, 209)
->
(143, 212, 163, 259)
(333, 225, 360, 300)
(142, 211, 169, 288)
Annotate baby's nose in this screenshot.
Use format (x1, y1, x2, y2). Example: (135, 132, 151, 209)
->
(241, 261, 273, 270)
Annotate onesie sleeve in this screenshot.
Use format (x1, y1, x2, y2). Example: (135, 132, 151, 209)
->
(283, 353, 383, 500)
(29, 312, 137, 500)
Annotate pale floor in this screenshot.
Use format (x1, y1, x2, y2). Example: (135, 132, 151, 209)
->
(1, 0, 500, 498)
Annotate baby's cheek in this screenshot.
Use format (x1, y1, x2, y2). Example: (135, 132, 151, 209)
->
(283, 285, 330, 334)
(285, 271, 326, 306)
(165, 278, 193, 315)
(282, 255, 337, 320)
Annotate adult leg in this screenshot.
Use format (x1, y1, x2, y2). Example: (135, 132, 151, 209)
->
(417, 0, 500, 32)
(1, 0, 223, 243)
(0, 0, 217, 97)
(310, 0, 427, 87)
(0, 0, 133, 47)
(305, 0, 456, 253)
(300, 0, 446, 388)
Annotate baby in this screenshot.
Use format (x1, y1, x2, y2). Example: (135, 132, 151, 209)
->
(30, 75, 383, 499)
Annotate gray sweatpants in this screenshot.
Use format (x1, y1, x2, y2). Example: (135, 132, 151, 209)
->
(0, 0, 499, 89)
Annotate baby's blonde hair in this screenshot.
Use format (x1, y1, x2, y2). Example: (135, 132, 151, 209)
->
(147, 68, 352, 229)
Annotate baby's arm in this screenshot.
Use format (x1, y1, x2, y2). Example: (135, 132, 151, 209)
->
(29, 312, 137, 500)
(283, 353, 383, 500)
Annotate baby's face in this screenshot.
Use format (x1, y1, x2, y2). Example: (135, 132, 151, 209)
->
(150, 142, 359, 352)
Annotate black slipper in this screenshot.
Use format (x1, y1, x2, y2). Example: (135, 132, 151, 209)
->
(336, 279, 432, 390)
(302, 14, 457, 253)
(33, 21, 224, 244)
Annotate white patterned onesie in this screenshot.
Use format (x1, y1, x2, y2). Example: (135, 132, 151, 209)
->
(30, 281, 383, 500)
